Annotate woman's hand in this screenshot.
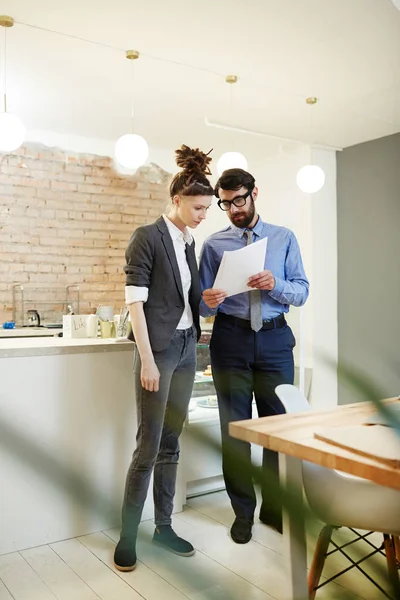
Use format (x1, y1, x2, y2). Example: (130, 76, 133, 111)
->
(141, 357, 160, 392)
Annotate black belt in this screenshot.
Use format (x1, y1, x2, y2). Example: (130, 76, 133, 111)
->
(217, 311, 286, 330)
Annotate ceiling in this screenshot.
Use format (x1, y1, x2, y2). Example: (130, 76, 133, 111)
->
(0, 0, 399, 155)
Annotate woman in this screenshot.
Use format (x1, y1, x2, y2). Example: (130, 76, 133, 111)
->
(114, 145, 214, 571)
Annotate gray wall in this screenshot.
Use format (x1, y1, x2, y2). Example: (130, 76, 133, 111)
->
(337, 133, 400, 404)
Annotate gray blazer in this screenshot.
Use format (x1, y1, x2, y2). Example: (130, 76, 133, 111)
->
(124, 217, 201, 352)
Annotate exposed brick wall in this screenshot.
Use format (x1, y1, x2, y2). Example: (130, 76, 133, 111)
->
(0, 143, 170, 325)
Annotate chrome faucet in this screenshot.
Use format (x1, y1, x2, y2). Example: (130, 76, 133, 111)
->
(65, 285, 80, 314)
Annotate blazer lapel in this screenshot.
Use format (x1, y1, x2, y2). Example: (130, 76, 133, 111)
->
(156, 217, 184, 302)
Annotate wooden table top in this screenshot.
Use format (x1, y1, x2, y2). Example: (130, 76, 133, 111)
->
(229, 397, 400, 491)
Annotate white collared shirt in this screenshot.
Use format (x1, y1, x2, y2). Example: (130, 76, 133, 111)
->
(125, 215, 194, 330)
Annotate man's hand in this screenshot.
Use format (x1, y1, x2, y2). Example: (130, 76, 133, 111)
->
(248, 270, 276, 291)
(141, 358, 160, 392)
(202, 288, 227, 309)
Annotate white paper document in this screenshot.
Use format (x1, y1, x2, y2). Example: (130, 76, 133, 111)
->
(213, 237, 268, 297)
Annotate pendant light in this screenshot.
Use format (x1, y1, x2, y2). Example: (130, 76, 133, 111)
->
(296, 97, 325, 194)
(217, 75, 248, 175)
(296, 164, 325, 194)
(0, 16, 25, 153)
(114, 50, 149, 170)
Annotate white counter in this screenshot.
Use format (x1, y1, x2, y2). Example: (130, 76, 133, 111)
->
(0, 336, 134, 358)
(0, 335, 185, 554)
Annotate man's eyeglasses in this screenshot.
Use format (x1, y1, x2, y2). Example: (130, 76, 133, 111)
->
(217, 189, 253, 211)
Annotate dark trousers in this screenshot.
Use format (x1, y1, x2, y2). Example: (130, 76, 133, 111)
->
(210, 313, 295, 524)
(120, 327, 196, 540)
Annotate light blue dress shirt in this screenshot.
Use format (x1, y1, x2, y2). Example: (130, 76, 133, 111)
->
(199, 216, 309, 321)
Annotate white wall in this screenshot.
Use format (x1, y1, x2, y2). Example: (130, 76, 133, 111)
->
(309, 149, 338, 409)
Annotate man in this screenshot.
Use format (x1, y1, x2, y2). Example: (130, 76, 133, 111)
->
(199, 168, 309, 544)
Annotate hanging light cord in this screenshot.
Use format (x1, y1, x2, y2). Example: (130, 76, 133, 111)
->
(229, 82, 234, 150)
(130, 59, 135, 135)
(15, 20, 225, 79)
(11, 18, 400, 132)
(13, 19, 314, 102)
(3, 26, 7, 112)
(308, 102, 313, 164)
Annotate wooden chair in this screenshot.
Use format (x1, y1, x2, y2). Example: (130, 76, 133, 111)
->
(275, 384, 400, 599)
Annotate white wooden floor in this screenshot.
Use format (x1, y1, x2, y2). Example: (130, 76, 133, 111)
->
(0, 491, 392, 600)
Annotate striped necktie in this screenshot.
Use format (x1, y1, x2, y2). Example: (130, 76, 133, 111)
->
(245, 230, 263, 332)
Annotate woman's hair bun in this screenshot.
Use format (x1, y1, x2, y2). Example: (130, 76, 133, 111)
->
(175, 144, 212, 176)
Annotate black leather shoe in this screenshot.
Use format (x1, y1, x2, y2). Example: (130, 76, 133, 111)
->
(230, 517, 253, 544)
(113, 538, 137, 572)
(259, 509, 283, 534)
(152, 525, 195, 556)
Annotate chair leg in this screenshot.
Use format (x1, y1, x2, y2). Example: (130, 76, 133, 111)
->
(383, 534, 400, 599)
(308, 525, 334, 600)
(394, 536, 400, 565)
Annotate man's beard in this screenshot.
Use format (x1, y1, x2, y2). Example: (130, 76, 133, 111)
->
(229, 199, 256, 229)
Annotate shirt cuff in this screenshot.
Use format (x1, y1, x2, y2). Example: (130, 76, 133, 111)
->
(125, 285, 149, 305)
(268, 276, 284, 300)
(199, 299, 218, 318)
